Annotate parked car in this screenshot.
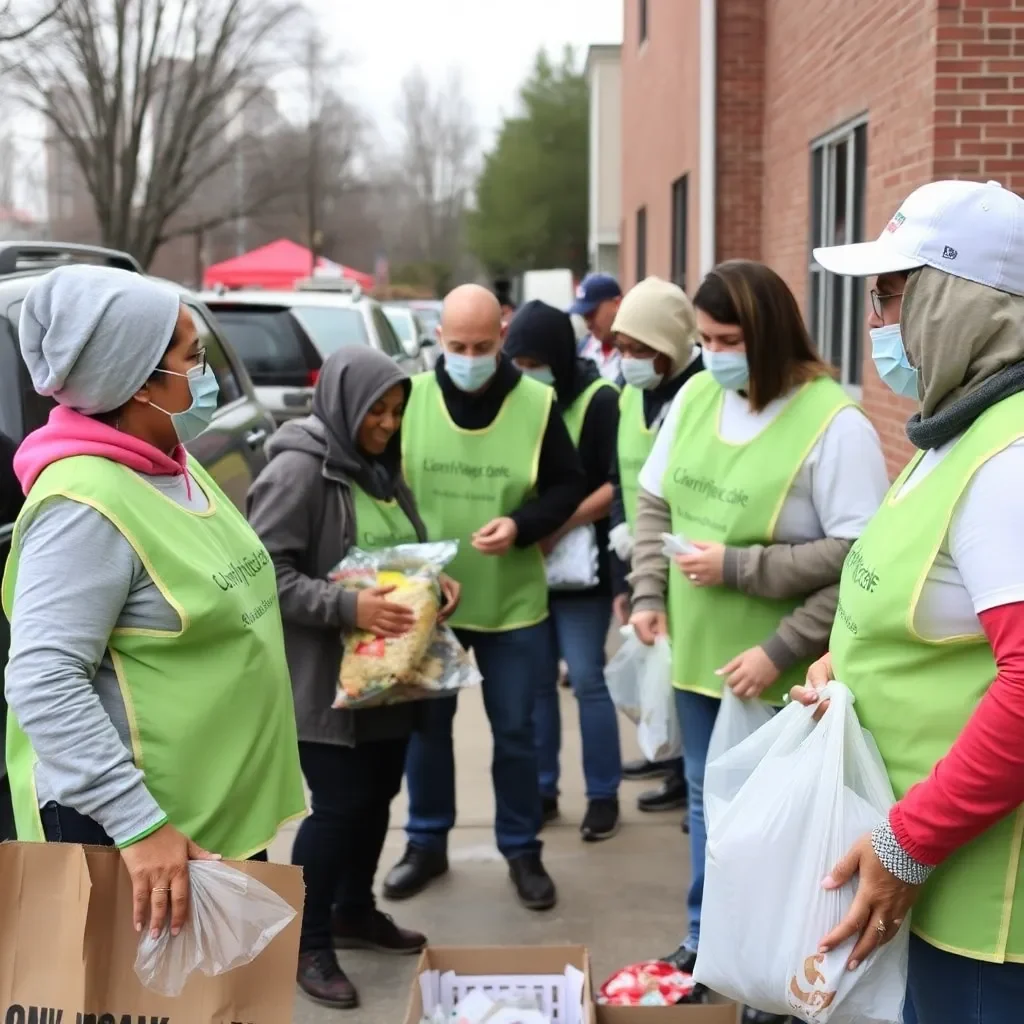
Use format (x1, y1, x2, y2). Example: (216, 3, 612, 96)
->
(202, 285, 428, 424)
(0, 241, 277, 839)
(383, 303, 439, 369)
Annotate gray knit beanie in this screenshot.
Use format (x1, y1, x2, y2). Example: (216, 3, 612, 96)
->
(19, 264, 181, 415)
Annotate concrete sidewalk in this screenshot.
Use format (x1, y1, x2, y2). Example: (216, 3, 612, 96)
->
(274, 686, 691, 1023)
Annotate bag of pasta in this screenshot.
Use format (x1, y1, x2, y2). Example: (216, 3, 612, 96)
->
(328, 542, 479, 709)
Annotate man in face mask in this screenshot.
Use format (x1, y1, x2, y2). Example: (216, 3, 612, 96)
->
(607, 276, 704, 816)
(572, 273, 624, 381)
(387, 284, 587, 911)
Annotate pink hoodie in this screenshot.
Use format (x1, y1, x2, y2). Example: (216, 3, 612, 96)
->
(14, 405, 191, 496)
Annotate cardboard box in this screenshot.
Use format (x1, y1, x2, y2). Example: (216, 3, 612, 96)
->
(403, 945, 594, 1024)
(597, 1003, 738, 1024)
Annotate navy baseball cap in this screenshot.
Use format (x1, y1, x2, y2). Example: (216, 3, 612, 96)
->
(569, 273, 622, 315)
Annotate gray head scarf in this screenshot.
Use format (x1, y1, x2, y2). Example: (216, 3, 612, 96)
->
(19, 264, 180, 415)
(311, 346, 426, 538)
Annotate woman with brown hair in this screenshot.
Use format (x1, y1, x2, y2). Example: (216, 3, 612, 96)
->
(628, 260, 889, 1022)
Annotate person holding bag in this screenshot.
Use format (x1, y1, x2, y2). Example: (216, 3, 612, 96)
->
(793, 179, 1024, 1024)
(504, 299, 623, 842)
(3, 266, 305, 944)
(628, 259, 888, 1024)
(247, 346, 459, 1010)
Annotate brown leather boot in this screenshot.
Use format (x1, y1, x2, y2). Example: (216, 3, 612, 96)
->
(297, 949, 359, 1009)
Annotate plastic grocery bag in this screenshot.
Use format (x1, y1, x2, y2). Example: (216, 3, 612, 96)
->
(329, 541, 481, 709)
(703, 686, 774, 828)
(135, 861, 297, 996)
(546, 524, 600, 590)
(694, 682, 908, 1024)
(605, 627, 681, 762)
(661, 532, 698, 558)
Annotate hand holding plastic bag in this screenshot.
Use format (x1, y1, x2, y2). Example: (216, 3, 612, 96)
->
(605, 626, 680, 762)
(694, 683, 908, 1024)
(135, 861, 297, 996)
(546, 524, 600, 590)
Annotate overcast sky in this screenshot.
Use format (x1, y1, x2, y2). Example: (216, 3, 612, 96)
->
(307, 0, 623, 145)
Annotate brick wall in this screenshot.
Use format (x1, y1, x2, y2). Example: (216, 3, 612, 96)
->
(620, 0, 702, 290)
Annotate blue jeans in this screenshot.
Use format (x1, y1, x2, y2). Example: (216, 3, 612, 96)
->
(405, 622, 552, 859)
(904, 933, 1024, 1024)
(674, 688, 720, 951)
(534, 595, 622, 802)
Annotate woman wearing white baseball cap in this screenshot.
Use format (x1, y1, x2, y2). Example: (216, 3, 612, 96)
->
(794, 179, 1024, 1023)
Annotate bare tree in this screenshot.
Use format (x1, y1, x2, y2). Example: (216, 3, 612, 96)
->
(394, 66, 477, 287)
(0, 0, 63, 45)
(9, 0, 306, 266)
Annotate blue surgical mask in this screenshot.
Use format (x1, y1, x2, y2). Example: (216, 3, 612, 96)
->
(445, 352, 497, 392)
(621, 356, 664, 391)
(151, 364, 220, 444)
(705, 349, 750, 391)
(870, 323, 919, 399)
(521, 365, 555, 386)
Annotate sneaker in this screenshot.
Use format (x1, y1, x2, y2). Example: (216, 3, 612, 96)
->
(660, 944, 697, 973)
(382, 844, 448, 901)
(508, 852, 557, 910)
(297, 949, 359, 1009)
(580, 798, 620, 842)
(742, 1007, 793, 1023)
(622, 758, 676, 781)
(638, 773, 688, 813)
(332, 908, 426, 956)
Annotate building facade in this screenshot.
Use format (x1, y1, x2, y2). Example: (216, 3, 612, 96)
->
(620, 0, 1024, 474)
(585, 44, 624, 276)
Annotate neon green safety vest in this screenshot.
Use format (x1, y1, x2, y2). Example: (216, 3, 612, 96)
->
(662, 373, 853, 704)
(562, 377, 619, 447)
(1, 455, 306, 858)
(831, 391, 1024, 962)
(351, 485, 420, 550)
(617, 385, 657, 530)
(402, 372, 551, 632)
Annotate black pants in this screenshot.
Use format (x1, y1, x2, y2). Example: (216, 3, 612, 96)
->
(292, 737, 408, 953)
(39, 802, 268, 861)
(0, 773, 14, 842)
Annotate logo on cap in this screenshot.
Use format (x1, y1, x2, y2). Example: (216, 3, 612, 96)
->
(576, 284, 586, 299)
(885, 212, 906, 234)
(942, 245, 958, 260)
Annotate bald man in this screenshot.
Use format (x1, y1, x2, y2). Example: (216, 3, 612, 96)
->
(389, 283, 587, 911)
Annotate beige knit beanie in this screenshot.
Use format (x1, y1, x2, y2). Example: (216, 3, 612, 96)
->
(611, 276, 698, 372)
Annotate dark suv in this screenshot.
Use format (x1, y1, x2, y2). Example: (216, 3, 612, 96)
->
(0, 242, 277, 839)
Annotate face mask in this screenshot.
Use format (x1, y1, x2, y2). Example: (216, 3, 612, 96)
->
(445, 352, 497, 392)
(705, 349, 750, 391)
(621, 356, 664, 391)
(521, 365, 555, 386)
(150, 364, 220, 444)
(870, 323, 919, 399)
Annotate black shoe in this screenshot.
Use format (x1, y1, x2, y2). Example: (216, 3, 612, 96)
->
(542, 795, 560, 824)
(681, 814, 690, 834)
(508, 852, 557, 910)
(742, 1008, 793, 1023)
(580, 798, 620, 842)
(660, 944, 697, 973)
(622, 758, 675, 781)
(382, 844, 448, 901)
(297, 949, 359, 1009)
(332, 908, 426, 955)
(638, 774, 688, 813)
(680, 983, 713, 1004)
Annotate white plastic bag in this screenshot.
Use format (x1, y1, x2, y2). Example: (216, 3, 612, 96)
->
(605, 627, 681, 762)
(694, 683, 908, 1024)
(703, 686, 774, 829)
(546, 524, 600, 590)
(661, 532, 697, 558)
(135, 860, 297, 996)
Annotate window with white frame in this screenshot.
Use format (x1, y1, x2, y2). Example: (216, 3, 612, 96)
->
(809, 119, 868, 387)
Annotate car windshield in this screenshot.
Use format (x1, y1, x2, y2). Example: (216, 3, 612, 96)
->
(415, 307, 441, 332)
(290, 305, 369, 354)
(383, 308, 414, 343)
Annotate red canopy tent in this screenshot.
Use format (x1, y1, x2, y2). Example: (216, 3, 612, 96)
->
(202, 238, 374, 291)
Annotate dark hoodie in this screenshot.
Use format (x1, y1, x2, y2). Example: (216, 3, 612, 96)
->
(504, 300, 620, 598)
(247, 346, 426, 747)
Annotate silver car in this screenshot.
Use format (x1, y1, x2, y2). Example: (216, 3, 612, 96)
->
(203, 287, 429, 424)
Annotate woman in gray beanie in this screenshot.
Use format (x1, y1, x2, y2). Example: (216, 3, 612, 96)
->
(3, 265, 304, 942)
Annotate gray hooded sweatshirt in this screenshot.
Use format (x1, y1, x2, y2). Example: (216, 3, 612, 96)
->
(246, 346, 427, 747)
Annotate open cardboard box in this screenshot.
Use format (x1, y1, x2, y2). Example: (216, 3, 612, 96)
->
(597, 1003, 738, 1024)
(403, 945, 594, 1024)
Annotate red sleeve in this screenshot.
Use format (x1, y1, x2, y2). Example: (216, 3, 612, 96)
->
(890, 601, 1024, 866)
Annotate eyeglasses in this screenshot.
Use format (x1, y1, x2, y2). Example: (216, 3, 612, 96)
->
(870, 290, 904, 319)
(193, 347, 208, 375)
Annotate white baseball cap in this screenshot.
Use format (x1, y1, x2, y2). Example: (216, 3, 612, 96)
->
(813, 179, 1024, 297)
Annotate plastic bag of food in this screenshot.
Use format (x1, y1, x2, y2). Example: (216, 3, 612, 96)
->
(134, 861, 296, 996)
(694, 682, 908, 1024)
(329, 542, 480, 709)
(545, 524, 600, 590)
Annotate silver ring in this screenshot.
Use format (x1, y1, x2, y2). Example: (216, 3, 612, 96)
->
(151, 887, 172, 894)
(875, 919, 888, 938)
(689, 573, 698, 582)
